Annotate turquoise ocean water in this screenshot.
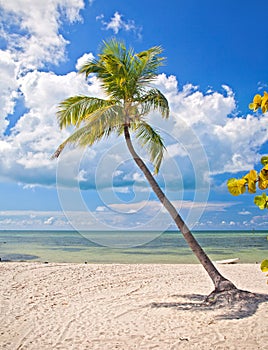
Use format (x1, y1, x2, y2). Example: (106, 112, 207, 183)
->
(0, 230, 267, 264)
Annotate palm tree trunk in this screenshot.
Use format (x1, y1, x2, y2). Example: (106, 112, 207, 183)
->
(124, 126, 236, 292)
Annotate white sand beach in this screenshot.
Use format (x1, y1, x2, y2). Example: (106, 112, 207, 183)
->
(0, 263, 267, 349)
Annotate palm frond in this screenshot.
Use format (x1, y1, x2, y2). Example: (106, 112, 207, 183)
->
(54, 39, 169, 171)
(57, 96, 115, 129)
(78, 40, 165, 102)
(133, 122, 166, 174)
(137, 89, 169, 119)
(78, 58, 103, 78)
(78, 40, 130, 99)
(52, 104, 126, 158)
(136, 46, 165, 85)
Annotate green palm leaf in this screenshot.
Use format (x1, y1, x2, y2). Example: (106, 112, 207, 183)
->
(136, 46, 164, 84)
(133, 122, 166, 174)
(53, 39, 239, 292)
(57, 96, 115, 128)
(78, 40, 165, 102)
(53, 103, 126, 158)
(54, 39, 170, 174)
(138, 88, 169, 119)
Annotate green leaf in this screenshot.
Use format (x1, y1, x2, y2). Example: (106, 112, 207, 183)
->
(138, 88, 169, 119)
(57, 96, 115, 129)
(52, 104, 126, 158)
(134, 122, 166, 174)
(54, 39, 170, 176)
(261, 156, 268, 166)
(260, 259, 268, 272)
(254, 193, 268, 210)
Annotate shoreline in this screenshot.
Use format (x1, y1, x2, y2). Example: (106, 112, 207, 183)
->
(0, 258, 261, 268)
(1, 262, 267, 349)
(1, 230, 267, 265)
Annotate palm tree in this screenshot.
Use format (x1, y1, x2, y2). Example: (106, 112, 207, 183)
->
(53, 39, 237, 296)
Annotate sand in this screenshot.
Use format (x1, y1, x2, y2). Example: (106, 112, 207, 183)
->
(0, 262, 267, 350)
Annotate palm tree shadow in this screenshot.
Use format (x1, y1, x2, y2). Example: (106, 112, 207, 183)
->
(150, 292, 268, 320)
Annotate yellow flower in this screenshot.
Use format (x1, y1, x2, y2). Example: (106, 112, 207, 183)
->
(244, 169, 257, 193)
(259, 179, 268, 190)
(249, 94, 262, 111)
(249, 92, 268, 113)
(254, 193, 268, 209)
(261, 91, 268, 113)
(258, 165, 268, 190)
(260, 259, 268, 272)
(227, 178, 247, 196)
(261, 164, 268, 178)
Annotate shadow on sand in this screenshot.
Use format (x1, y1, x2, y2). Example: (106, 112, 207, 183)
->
(150, 291, 268, 320)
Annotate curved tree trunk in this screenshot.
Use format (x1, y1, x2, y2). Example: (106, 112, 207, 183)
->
(124, 126, 236, 293)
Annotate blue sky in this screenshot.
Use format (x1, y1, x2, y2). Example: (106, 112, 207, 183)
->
(0, 0, 268, 232)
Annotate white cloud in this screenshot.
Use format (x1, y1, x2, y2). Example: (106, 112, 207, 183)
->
(212, 114, 268, 173)
(97, 11, 142, 37)
(114, 187, 130, 194)
(75, 169, 88, 182)
(113, 170, 124, 177)
(96, 206, 106, 212)
(75, 52, 95, 70)
(0, 69, 104, 185)
(238, 210, 251, 215)
(0, 0, 84, 71)
(1, 69, 268, 191)
(132, 172, 144, 182)
(0, 50, 19, 133)
(152, 74, 268, 176)
(44, 216, 55, 225)
(0, 1, 93, 187)
(0, 0, 267, 196)
(0, 198, 256, 231)
(0, 210, 70, 229)
(166, 143, 188, 158)
(109, 200, 234, 214)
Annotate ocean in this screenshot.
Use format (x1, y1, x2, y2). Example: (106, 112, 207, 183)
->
(0, 230, 267, 264)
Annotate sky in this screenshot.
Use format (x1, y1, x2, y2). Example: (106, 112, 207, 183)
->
(0, 0, 268, 233)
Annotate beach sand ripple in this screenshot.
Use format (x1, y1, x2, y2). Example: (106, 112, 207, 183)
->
(0, 263, 267, 349)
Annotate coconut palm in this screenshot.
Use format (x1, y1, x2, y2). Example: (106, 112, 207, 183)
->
(53, 39, 236, 296)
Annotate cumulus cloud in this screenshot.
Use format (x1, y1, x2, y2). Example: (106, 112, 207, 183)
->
(96, 11, 142, 38)
(0, 0, 268, 198)
(75, 52, 95, 70)
(1, 68, 268, 192)
(0, 0, 84, 71)
(0, 69, 103, 185)
(166, 143, 188, 158)
(211, 114, 268, 173)
(0, 1, 90, 186)
(152, 74, 268, 176)
(0, 50, 19, 133)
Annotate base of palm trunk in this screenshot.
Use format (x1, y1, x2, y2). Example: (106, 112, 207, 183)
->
(214, 278, 237, 293)
(205, 278, 252, 306)
(204, 286, 267, 309)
